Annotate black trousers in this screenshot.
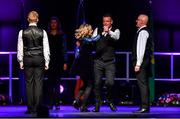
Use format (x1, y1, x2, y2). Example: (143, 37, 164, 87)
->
(24, 55, 44, 111)
(18, 70, 26, 103)
(136, 68, 150, 109)
(94, 59, 115, 103)
(47, 62, 62, 106)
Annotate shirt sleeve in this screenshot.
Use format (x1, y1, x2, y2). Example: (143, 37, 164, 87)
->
(109, 29, 120, 40)
(17, 30, 24, 63)
(136, 30, 149, 66)
(92, 28, 98, 37)
(83, 35, 100, 42)
(43, 30, 50, 66)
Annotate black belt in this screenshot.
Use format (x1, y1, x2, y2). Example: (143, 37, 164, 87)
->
(24, 50, 43, 56)
(98, 57, 115, 63)
(24, 46, 43, 50)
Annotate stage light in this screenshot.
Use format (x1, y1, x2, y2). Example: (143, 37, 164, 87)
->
(60, 85, 64, 94)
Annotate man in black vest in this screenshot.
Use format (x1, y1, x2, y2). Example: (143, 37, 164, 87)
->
(92, 14, 120, 112)
(17, 11, 50, 114)
(132, 14, 154, 113)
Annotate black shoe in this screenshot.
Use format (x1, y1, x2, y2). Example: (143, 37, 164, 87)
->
(108, 103, 117, 112)
(80, 106, 90, 112)
(92, 102, 101, 112)
(72, 99, 80, 110)
(133, 108, 150, 113)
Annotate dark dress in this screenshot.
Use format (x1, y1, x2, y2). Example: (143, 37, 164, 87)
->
(47, 33, 67, 108)
(71, 39, 94, 107)
(73, 41, 93, 76)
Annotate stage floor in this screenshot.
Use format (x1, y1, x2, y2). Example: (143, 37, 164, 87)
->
(0, 105, 179, 118)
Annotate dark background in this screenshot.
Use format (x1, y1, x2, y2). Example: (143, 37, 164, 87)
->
(0, 0, 153, 51)
(0, 0, 180, 51)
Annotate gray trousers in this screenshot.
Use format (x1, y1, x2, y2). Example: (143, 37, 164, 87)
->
(94, 59, 115, 103)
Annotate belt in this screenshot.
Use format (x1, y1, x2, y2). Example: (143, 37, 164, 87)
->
(24, 50, 43, 56)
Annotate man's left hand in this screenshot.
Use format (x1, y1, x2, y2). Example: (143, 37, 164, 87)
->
(134, 65, 140, 72)
(45, 65, 49, 70)
(103, 26, 109, 32)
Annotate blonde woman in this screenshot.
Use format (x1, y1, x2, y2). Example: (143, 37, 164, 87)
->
(71, 24, 100, 112)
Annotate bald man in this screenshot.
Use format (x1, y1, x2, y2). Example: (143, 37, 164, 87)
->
(132, 14, 154, 113)
(17, 11, 50, 114)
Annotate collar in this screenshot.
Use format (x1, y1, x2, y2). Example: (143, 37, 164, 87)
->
(29, 23, 37, 26)
(109, 26, 112, 30)
(137, 25, 146, 32)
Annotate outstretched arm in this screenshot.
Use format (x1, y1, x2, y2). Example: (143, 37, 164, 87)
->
(83, 35, 100, 42)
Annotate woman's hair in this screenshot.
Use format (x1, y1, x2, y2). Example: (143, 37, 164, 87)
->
(47, 16, 63, 33)
(75, 24, 93, 39)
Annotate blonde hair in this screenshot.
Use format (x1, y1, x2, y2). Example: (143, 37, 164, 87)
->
(27, 11, 39, 23)
(75, 24, 93, 39)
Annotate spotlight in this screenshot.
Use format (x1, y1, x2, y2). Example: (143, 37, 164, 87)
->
(60, 85, 64, 94)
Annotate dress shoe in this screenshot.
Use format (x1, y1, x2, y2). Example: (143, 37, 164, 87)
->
(80, 106, 90, 112)
(108, 102, 117, 112)
(72, 99, 80, 110)
(133, 108, 150, 113)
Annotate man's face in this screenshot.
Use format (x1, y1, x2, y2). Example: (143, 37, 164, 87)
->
(103, 16, 113, 28)
(136, 16, 143, 28)
(50, 20, 59, 30)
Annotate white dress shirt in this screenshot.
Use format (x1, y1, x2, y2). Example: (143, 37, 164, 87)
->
(136, 26, 149, 66)
(92, 27, 120, 40)
(17, 23, 50, 67)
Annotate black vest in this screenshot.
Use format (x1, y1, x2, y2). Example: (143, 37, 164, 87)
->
(132, 27, 154, 67)
(95, 27, 117, 61)
(23, 26, 44, 56)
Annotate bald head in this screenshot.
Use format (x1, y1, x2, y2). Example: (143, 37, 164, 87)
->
(136, 14, 149, 28)
(139, 14, 148, 24)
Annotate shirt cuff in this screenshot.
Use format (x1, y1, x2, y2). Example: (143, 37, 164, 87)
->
(20, 62, 23, 65)
(45, 62, 49, 67)
(136, 60, 141, 66)
(108, 30, 113, 35)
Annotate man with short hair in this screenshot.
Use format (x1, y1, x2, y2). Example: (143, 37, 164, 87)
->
(92, 14, 120, 112)
(17, 11, 50, 114)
